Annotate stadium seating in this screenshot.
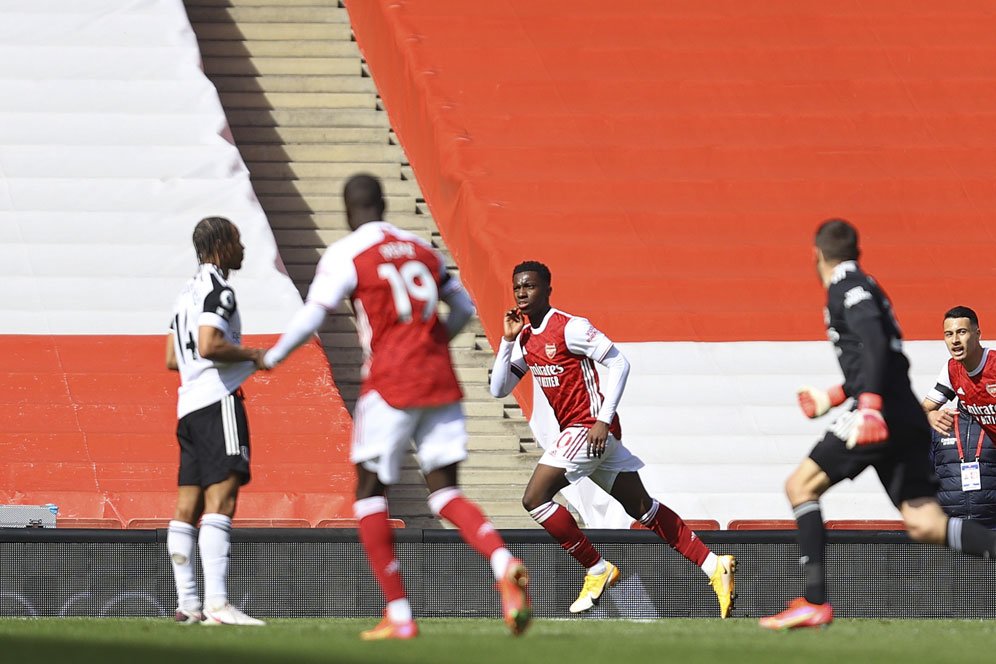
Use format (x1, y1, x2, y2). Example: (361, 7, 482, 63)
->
(56, 518, 123, 530)
(727, 520, 797, 531)
(0, 0, 353, 526)
(347, 0, 996, 525)
(316, 518, 406, 529)
(632, 519, 720, 532)
(825, 520, 905, 531)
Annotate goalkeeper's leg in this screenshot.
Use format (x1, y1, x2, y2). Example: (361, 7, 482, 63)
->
(759, 459, 835, 630)
(903, 497, 996, 557)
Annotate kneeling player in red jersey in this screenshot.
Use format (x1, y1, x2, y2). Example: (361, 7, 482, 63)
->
(490, 261, 737, 617)
(265, 175, 531, 639)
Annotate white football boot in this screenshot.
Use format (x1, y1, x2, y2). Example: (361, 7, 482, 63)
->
(202, 602, 266, 626)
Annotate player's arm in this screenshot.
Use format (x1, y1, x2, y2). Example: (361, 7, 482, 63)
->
(489, 308, 528, 398)
(198, 325, 262, 365)
(840, 285, 891, 447)
(199, 286, 265, 367)
(438, 270, 475, 341)
(564, 318, 629, 457)
(593, 347, 630, 425)
(922, 364, 957, 435)
(264, 255, 355, 369)
(165, 333, 178, 371)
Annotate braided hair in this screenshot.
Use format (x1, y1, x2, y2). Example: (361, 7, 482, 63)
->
(192, 216, 237, 264)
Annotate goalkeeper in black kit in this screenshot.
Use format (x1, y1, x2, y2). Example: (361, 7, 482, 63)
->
(760, 219, 996, 630)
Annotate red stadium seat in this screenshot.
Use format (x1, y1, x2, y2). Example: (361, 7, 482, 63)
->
(57, 518, 122, 529)
(231, 518, 311, 528)
(727, 519, 797, 531)
(630, 519, 720, 531)
(127, 517, 317, 529)
(316, 518, 406, 529)
(126, 518, 170, 529)
(825, 519, 905, 530)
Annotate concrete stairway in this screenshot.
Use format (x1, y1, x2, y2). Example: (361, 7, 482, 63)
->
(182, 0, 539, 527)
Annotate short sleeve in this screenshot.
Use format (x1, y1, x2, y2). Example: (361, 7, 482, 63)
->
(199, 286, 236, 331)
(925, 361, 956, 405)
(564, 317, 614, 361)
(306, 246, 358, 311)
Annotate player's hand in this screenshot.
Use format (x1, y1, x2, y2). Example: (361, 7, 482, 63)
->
(250, 348, 270, 371)
(927, 408, 956, 436)
(797, 384, 846, 419)
(503, 307, 525, 341)
(846, 393, 889, 449)
(585, 421, 609, 458)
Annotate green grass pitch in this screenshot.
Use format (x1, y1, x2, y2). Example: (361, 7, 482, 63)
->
(0, 617, 993, 664)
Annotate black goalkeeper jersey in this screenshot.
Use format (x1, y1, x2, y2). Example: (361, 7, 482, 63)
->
(824, 261, 915, 403)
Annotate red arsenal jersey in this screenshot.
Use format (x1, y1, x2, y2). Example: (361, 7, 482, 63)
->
(513, 308, 621, 437)
(305, 222, 462, 409)
(926, 348, 996, 437)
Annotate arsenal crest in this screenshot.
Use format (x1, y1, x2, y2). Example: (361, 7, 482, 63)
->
(545, 343, 557, 359)
(987, 384, 996, 397)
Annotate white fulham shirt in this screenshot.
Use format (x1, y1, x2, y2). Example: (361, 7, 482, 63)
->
(169, 263, 254, 418)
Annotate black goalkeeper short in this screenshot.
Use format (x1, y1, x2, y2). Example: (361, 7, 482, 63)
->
(176, 391, 251, 488)
(809, 401, 938, 508)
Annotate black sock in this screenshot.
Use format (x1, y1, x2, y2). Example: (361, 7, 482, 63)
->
(794, 501, 826, 605)
(948, 517, 996, 558)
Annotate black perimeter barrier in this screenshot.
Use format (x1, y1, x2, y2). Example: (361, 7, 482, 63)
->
(0, 529, 991, 619)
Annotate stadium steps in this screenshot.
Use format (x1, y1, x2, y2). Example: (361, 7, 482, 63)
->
(182, 0, 540, 528)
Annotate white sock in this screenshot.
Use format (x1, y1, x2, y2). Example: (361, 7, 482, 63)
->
(199, 513, 232, 609)
(587, 558, 607, 575)
(386, 598, 412, 623)
(700, 551, 719, 577)
(490, 547, 513, 581)
(167, 520, 199, 611)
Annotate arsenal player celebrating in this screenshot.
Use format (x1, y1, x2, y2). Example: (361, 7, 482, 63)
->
(489, 261, 737, 618)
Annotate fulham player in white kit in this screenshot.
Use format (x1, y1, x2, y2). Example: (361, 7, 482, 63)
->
(489, 262, 736, 617)
(264, 175, 531, 640)
(166, 216, 267, 625)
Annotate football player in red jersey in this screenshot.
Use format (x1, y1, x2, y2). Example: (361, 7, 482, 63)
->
(922, 306, 996, 437)
(490, 261, 737, 617)
(265, 175, 531, 639)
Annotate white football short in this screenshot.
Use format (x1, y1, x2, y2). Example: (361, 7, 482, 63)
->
(351, 390, 468, 485)
(538, 426, 644, 492)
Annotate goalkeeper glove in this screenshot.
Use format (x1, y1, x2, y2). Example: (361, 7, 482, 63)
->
(846, 393, 889, 449)
(797, 384, 846, 419)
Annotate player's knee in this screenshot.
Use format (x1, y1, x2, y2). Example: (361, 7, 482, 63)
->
(205, 496, 236, 517)
(354, 471, 384, 501)
(173, 505, 200, 524)
(784, 475, 805, 503)
(521, 490, 545, 513)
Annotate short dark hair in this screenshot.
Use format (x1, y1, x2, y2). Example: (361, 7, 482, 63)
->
(343, 173, 386, 217)
(944, 306, 980, 327)
(192, 216, 237, 264)
(513, 260, 551, 285)
(814, 218, 860, 262)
